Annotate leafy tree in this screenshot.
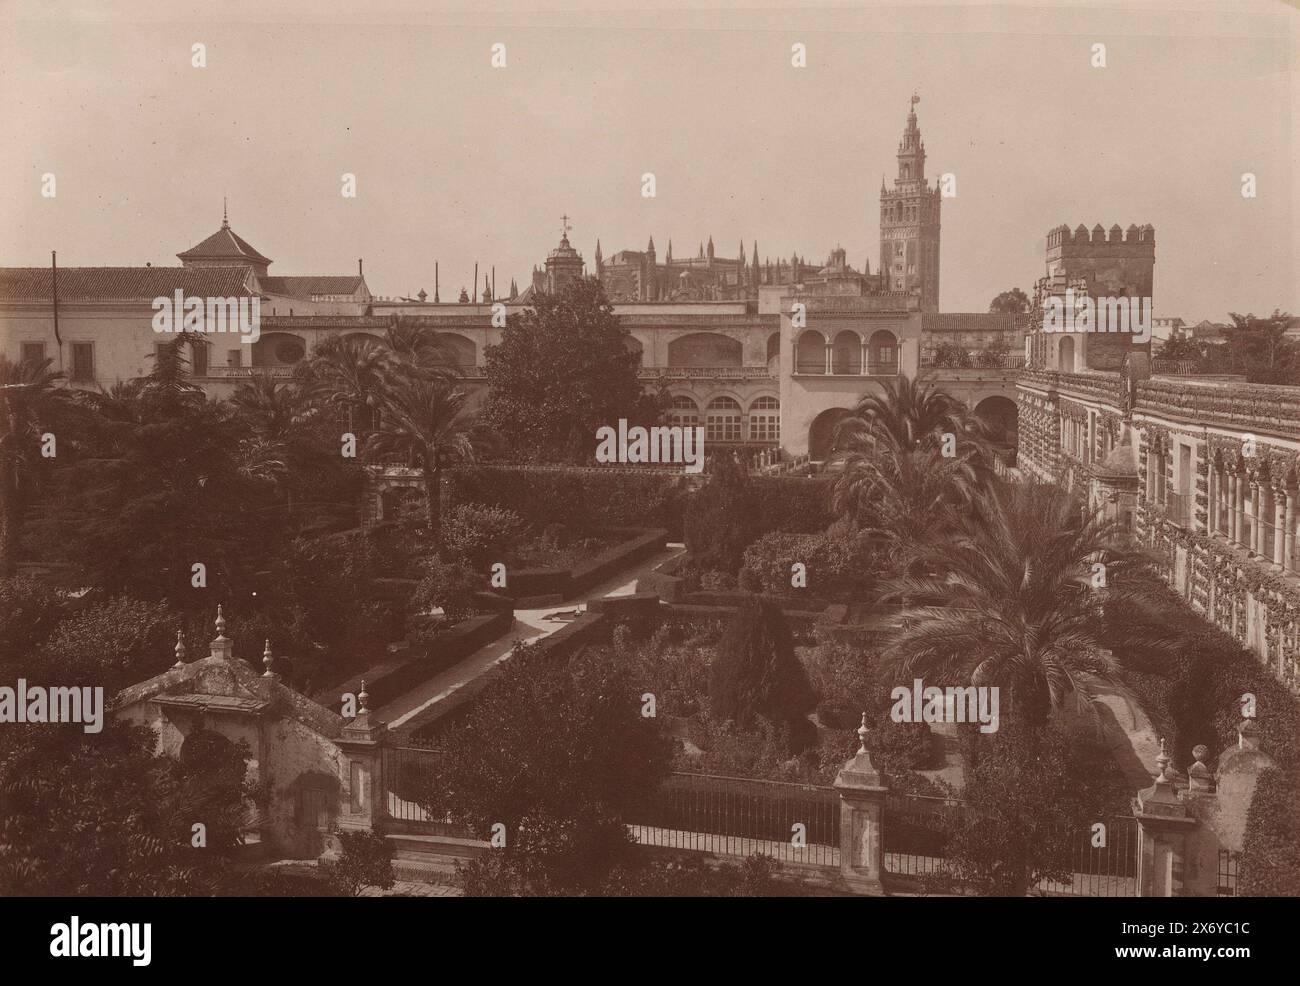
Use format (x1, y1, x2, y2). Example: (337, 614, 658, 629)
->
(0, 356, 76, 575)
(1220, 310, 1297, 384)
(51, 388, 266, 604)
(684, 449, 757, 574)
(931, 341, 972, 368)
(989, 288, 1030, 315)
(481, 277, 659, 462)
(295, 333, 390, 435)
(413, 643, 673, 894)
(31, 596, 182, 692)
(1159, 335, 1206, 363)
(878, 482, 1174, 724)
(708, 596, 816, 730)
(944, 720, 1118, 896)
(0, 720, 252, 895)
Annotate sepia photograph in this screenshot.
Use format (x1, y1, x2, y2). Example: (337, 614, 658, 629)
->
(0, 0, 1296, 966)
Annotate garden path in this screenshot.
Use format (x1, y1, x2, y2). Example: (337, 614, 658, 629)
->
(374, 543, 687, 731)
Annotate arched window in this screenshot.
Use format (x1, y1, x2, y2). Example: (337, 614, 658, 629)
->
(669, 394, 699, 427)
(795, 330, 826, 374)
(706, 397, 742, 442)
(832, 330, 862, 375)
(749, 396, 780, 441)
(868, 330, 898, 375)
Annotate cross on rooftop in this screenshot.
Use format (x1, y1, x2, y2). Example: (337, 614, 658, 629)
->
(561, 214, 572, 238)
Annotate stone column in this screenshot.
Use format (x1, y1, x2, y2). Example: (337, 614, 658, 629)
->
(1229, 472, 1240, 544)
(1273, 487, 1286, 570)
(1207, 466, 1217, 536)
(833, 715, 888, 895)
(860, 341, 868, 375)
(1285, 489, 1296, 573)
(1133, 740, 1197, 897)
(1248, 481, 1260, 555)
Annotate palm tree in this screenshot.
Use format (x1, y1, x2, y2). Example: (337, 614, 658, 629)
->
(877, 482, 1172, 724)
(383, 317, 460, 377)
(833, 372, 975, 455)
(0, 356, 73, 575)
(365, 373, 488, 544)
(832, 446, 978, 559)
(295, 334, 389, 435)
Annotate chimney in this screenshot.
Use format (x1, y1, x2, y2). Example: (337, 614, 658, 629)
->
(358, 258, 364, 278)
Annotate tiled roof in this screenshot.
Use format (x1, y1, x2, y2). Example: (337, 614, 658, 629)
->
(177, 224, 272, 264)
(260, 275, 366, 298)
(921, 313, 1023, 333)
(0, 266, 257, 302)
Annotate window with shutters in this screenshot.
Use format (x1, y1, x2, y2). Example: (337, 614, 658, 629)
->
(70, 342, 94, 382)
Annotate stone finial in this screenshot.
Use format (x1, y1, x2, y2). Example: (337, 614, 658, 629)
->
(1238, 718, 1259, 751)
(210, 605, 233, 660)
(1188, 744, 1214, 794)
(172, 630, 187, 668)
(358, 679, 371, 714)
(262, 639, 274, 677)
(857, 712, 869, 755)
(1156, 736, 1171, 778)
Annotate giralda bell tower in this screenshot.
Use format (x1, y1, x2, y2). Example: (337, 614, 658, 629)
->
(879, 94, 941, 312)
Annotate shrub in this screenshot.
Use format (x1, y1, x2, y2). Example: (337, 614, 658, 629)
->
(1239, 768, 1300, 896)
(738, 529, 874, 598)
(932, 342, 972, 368)
(751, 476, 834, 535)
(322, 827, 395, 897)
(412, 556, 484, 622)
(441, 503, 528, 570)
(0, 575, 73, 672)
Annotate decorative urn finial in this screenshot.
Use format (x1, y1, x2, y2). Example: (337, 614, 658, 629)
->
(173, 630, 186, 668)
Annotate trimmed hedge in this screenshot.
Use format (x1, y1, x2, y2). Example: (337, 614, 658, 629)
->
(1239, 768, 1300, 896)
(446, 466, 692, 539)
(445, 465, 833, 544)
(317, 608, 513, 715)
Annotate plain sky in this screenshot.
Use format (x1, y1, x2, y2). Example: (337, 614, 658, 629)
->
(1, 0, 1295, 322)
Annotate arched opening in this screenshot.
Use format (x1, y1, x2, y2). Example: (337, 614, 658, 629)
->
(766, 332, 781, 374)
(749, 395, 780, 441)
(808, 406, 853, 461)
(868, 330, 898, 376)
(795, 330, 827, 374)
(668, 394, 700, 427)
(251, 332, 307, 368)
(1058, 336, 1075, 372)
(705, 396, 742, 443)
(832, 330, 862, 375)
(432, 332, 476, 367)
(974, 395, 1019, 463)
(667, 332, 743, 367)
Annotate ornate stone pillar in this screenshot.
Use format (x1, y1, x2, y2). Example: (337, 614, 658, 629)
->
(833, 715, 888, 895)
(1285, 488, 1297, 573)
(1229, 472, 1240, 544)
(335, 681, 390, 835)
(1133, 740, 1197, 897)
(1248, 483, 1258, 559)
(1273, 486, 1286, 570)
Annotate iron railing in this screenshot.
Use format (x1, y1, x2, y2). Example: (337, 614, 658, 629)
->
(626, 771, 840, 866)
